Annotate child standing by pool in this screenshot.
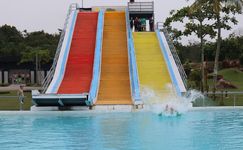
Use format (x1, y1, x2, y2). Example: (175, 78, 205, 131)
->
(17, 85, 24, 110)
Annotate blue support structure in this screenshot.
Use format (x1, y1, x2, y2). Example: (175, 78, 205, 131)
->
(125, 9, 142, 104)
(156, 30, 181, 96)
(87, 10, 104, 105)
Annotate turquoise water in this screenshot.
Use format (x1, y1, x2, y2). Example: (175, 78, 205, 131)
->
(0, 110, 243, 150)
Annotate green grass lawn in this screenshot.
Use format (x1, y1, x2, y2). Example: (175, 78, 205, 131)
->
(220, 68, 243, 90)
(203, 68, 243, 106)
(0, 91, 33, 110)
(0, 68, 243, 110)
(208, 68, 243, 91)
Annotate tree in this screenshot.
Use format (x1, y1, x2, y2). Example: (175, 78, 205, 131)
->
(0, 25, 24, 62)
(24, 31, 59, 57)
(189, 0, 243, 96)
(20, 47, 51, 85)
(0, 25, 60, 70)
(164, 5, 216, 92)
(240, 54, 243, 66)
(20, 47, 51, 65)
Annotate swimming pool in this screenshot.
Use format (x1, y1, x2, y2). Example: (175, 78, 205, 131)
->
(0, 109, 243, 150)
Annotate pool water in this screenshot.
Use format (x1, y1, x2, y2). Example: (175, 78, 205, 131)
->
(0, 110, 243, 150)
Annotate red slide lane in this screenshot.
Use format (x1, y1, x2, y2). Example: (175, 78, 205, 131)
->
(57, 12, 98, 94)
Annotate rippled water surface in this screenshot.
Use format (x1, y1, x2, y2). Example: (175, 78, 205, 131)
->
(0, 110, 243, 150)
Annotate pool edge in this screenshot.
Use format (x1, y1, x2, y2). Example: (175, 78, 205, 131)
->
(0, 106, 243, 114)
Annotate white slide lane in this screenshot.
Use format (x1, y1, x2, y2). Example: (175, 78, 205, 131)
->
(46, 10, 78, 94)
(159, 32, 187, 94)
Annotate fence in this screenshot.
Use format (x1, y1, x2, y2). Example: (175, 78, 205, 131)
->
(128, 2, 154, 13)
(193, 91, 243, 107)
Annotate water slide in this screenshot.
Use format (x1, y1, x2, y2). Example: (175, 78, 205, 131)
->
(133, 32, 173, 99)
(46, 12, 98, 95)
(133, 31, 187, 100)
(32, 6, 186, 107)
(156, 30, 187, 96)
(57, 12, 98, 94)
(96, 12, 132, 105)
(32, 9, 100, 106)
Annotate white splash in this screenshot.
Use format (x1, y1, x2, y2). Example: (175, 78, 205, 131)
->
(141, 85, 204, 116)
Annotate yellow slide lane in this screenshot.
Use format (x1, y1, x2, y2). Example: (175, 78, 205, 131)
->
(133, 32, 172, 98)
(96, 12, 132, 105)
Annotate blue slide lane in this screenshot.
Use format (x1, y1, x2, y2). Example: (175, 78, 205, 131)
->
(156, 30, 181, 96)
(125, 10, 141, 103)
(87, 11, 104, 105)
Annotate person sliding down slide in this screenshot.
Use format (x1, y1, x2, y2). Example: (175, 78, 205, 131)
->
(158, 104, 181, 117)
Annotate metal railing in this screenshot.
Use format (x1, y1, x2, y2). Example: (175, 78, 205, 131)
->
(41, 3, 78, 93)
(156, 22, 164, 30)
(128, 2, 154, 12)
(198, 91, 243, 107)
(0, 96, 26, 98)
(161, 27, 188, 89)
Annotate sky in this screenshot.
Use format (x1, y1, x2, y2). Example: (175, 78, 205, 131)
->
(0, 0, 242, 44)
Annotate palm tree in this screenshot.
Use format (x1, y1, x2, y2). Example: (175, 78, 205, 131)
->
(190, 0, 243, 96)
